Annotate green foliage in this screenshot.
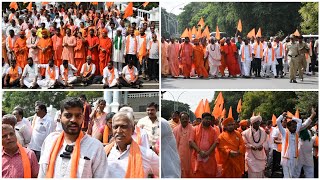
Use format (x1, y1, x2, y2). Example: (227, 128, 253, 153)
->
(177, 2, 308, 38)
(161, 8, 178, 39)
(299, 2, 319, 34)
(2, 91, 103, 117)
(161, 100, 194, 121)
(295, 92, 318, 117)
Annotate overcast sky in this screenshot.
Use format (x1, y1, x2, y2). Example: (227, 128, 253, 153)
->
(161, 1, 187, 15)
(162, 91, 215, 111)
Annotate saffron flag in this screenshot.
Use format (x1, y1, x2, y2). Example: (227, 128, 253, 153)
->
(123, 2, 134, 19)
(247, 28, 255, 38)
(197, 17, 205, 29)
(215, 25, 220, 40)
(236, 99, 242, 113)
(256, 27, 262, 38)
(237, 19, 242, 32)
(9, 2, 19, 10)
(142, 2, 149, 7)
(195, 99, 204, 119)
(228, 106, 233, 118)
(204, 99, 210, 113)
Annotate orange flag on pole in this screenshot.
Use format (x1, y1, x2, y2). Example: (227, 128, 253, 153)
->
(293, 29, 300, 37)
(9, 2, 19, 10)
(221, 108, 226, 118)
(202, 26, 210, 39)
(181, 28, 189, 38)
(195, 99, 204, 119)
(188, 28, 192, 40)
(256, 27, 262, 38)
(26, 2, 33, 12)
(237, 19, 242, 32)
(295, 109, 300, 118)
(41, 2, 49, 5)
(228, 106, 233, 118)
(123, 2, 134, 19)
(142, 2, 149, 7)
(191, 26, 197, 36)
(247, 28, 255, 38)
(215, 25, 220, 40)
(196, 27, 202, 39)
(237, 99, 242, 113)
(75, 2, 81, 6)
(272, 114, 277, 126)
(215, 92, 224, 105)
(106, 2, 114, 8)
(197, 17, 205, 29)
(204, 99, 210, 113)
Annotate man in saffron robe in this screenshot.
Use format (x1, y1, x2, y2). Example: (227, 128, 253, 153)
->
(74, 32, 86, 76)
(62, 28, 76, 66)
(193, 38, 209, 78)
(99, 29, 112, 75)
(14, 31, 28, 70)
(173, 112, 194, 178)
(189, 113, 218, 177)
(179, 37, 193, 79)
(167, 38, 180, 77)
(219, 39, 227, 77)
(37, 30, 53, 77)
(86, 29, 100, 75)
(168, 111, 180, 130)
(26, 29, 39, 64)
(225, 38, 241, 77)
(242, 116, 268, 178)
(51, 28, 63, 67)
(217, 117, 245, 178)
(161, 37, 169, 77)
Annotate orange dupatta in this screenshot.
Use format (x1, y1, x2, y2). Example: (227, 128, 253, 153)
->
(46, 131, 84, 178)
(254, 43, 263, 58)
(103, 126, 109, 144)
(48, 67, 56, 80)
(104, 140, 145, 178)
(108, 68, 115, 84)
(315, 135, 318, 157)
(9, 66, 19, 83)
(283, 129, 299, 159)
(265, 48, 275, 62)
(8, 36, 14, 50)
(126, 36, 137, 54)
(83, 64, 92, 77)
(136, 126, 141, 145)
(241, 45, 252, 62)
(128, 66, 135, 81)
(17, 143, 31, 178)
(138, 35, 147, 61)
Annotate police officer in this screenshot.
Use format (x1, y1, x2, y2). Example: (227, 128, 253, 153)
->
(297, 35, 309, 81)
(285, 34, 299, 83)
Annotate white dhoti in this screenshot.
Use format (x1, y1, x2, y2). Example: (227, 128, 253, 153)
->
(262, 62, 277, 76)
(282, 159, 296, 178)
(242, 59, 251, 76)
(102, 78, 117, 87)
(208, 59, 221, 76)
(23, 77, 38, 88)
(37, 79, 56, 89)
(248, 169, 264, 178)
(293, 164, 314, 178)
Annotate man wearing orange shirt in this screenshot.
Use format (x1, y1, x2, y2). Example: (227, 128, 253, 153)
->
(51, 28, 63, 67)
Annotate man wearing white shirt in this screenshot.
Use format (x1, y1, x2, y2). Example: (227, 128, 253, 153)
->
(129, 12, 141, 28)
(147, 34, 159, 81)
(276, 109, 316, 178)
(29, 103, 55, 161)
(273, 36, 285, 78)
(6, 20, 20, 37)
(74, 13, 82, 28)
(2, 16, 10, 35)
(105, 111, 159, 178)
(2, 58, 10, 82)
(262, 42, 277, 78)
(240, 39, 253, 78)
(59, 60, 78, 87)
(20, 57, 39, 89)
(271, 120, 285, 177)
(113, 29, 125, 72)
(252, 37, 264, 77)
(103, 61, 121, 88)
(4, 60, 22, 87)
(37, 59, 60, 89)
(38, 98, 108, 178)
(12, 107, 32, 147)
(106, 21, 117, 40)
(120, 60, 142, 88)
(79, 56, 96, 86)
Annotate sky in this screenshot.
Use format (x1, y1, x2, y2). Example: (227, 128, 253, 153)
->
(162, 91, 215, 111)
(161, 1, 187, 15)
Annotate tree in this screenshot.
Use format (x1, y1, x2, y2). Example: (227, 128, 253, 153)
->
(295, 91, 318, 119)
(161, 100, 194, 121)
(299, 2, 319, 34)
(66, 91, 103, 103)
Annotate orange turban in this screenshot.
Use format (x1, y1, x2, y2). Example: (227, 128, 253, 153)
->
(222, 117, 234, 126)
(19, 31, 25, 35)
(41, 30, 48, 35)
(239, 120, 248, 127)
(102, 29, 108, 34)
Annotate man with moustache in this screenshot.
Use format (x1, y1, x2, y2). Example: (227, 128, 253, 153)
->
(20, 57, 39, 88)
(38, 98, 108, 178)
(104, 111, 159, 178)
(37, 59, 59, 89)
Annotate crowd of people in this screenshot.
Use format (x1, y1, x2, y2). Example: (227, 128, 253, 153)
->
(163, 107, 318, 178)
(161, 34, 318, 83)
(2, 2, 159, 89)
(2, 94, 159, 178)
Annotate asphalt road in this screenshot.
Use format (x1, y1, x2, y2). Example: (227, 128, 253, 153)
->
(161, 73, 318, 89)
